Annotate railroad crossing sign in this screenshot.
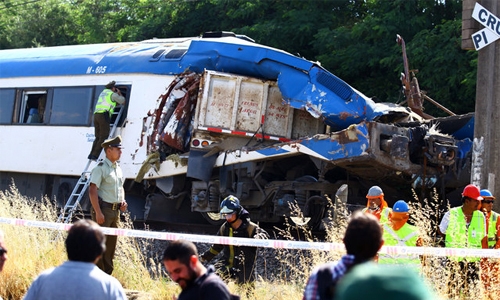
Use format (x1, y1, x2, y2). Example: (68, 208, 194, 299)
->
(472, 3, 500, 50)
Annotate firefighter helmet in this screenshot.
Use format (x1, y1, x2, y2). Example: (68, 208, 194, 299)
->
(393, 200, 409, 213)
(366, 186, 384, 198)
(462, 184, 482, 201)
(220, 195, 242, 216)
(480, 189, 495, 200)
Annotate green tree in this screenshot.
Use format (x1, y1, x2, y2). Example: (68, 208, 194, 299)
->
(0, 0, 77, 48)
(311, 0, 474, 116)
(0, 0, 477, 116)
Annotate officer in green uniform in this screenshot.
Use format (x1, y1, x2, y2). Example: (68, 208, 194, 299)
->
(88, 81, 125, 160)
(89, 135, 128, 275)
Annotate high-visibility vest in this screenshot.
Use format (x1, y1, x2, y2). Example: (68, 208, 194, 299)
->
(362, 207, 391, 224)
(379, 223, 420, 265)
(445, 207, 486, 262)
(486, 211, 499, 248)
(94, 89, 116, 116)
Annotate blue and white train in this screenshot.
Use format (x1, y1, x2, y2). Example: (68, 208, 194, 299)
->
(0, 31, 474, 227)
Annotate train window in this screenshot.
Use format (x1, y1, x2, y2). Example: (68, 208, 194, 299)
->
(49, 87, 93, 125)
(20, 90, 47, 124)
(163, 49, 187, 60)
(0, 89, 15, 124)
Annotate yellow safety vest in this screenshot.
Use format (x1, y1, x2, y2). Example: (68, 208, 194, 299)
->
(487, 211, 499, 248)
(445, 207, 486, 262)
(94, 89, 116, 116)
(362, 207, 391, 225)
(379, 223, 420, 265)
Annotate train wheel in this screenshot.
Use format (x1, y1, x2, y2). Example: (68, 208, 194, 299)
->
(201, 211, 225, 226)
(304, 195, 327, 230)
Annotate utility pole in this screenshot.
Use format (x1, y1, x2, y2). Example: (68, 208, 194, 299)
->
(462, 0, 500, 211)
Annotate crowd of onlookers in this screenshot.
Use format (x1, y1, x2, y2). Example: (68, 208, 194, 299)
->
(1, 182, 499, 299)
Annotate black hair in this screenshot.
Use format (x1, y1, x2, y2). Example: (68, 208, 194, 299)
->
(65, 219, 106, 262)
(343, 211, 382, 262)
(162, 240, 198, 266)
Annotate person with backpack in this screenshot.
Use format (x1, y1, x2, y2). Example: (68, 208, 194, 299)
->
(302, 212, 384, 300)
(163, 240, 239, 300)
(200, 195, 268, 285)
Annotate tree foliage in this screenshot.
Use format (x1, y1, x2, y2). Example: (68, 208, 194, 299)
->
(0, 0, 477, 115)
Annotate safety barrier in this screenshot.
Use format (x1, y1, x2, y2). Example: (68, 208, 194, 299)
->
(1, 217, 500, 258)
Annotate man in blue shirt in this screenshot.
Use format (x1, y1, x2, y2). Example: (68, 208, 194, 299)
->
(302, 212, 384, 300)
(23, 219, 127, 299)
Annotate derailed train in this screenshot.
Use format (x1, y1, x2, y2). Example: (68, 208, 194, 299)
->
(0, 32, 474, 228)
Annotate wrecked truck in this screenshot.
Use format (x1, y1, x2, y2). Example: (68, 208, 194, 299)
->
(0, 32, 474, 228)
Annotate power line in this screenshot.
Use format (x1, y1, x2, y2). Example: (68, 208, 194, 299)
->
(0, 0, 44, 11)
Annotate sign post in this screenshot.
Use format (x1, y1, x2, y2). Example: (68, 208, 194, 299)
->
(468, 1, 500, 206)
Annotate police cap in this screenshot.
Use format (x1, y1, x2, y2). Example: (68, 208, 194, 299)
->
(101, 135, 122, 148)
(105, 81, 116, 89)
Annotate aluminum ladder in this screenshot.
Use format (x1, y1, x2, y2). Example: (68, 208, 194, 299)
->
(57, 106, 124, 223)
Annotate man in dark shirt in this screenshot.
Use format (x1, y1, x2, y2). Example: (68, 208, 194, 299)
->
(163, 240, 239, 300)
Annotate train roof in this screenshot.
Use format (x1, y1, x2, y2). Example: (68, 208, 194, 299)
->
(0, 33, 415, 130)
(0, 35, 312, 79)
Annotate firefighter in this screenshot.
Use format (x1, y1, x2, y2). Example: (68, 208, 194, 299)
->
(378, 200, 422, 270)
(479, 189, 500, 298)
(362, 186, 391, 224)
(200, 195, 268, 285)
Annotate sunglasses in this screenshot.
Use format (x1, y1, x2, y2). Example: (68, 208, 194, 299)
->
(0, 247, 7, 256)
(483, 200, 494, 204)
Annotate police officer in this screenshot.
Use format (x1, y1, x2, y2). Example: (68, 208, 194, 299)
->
(200, 195, 268, 285)
(89, 135, 128, 275)
(88, 81, 125, 161)
(362, 186, 391, 224)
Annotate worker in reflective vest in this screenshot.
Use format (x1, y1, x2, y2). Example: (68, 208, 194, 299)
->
(479, 189, 500, 298)
(88, 81, 125, 161)
(438, 184, 487, 298)
(378, 200, 422, 270)
(362, 186, 391, 225)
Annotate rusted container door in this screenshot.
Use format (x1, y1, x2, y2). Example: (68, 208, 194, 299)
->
(196, 70, 324, 139)
(202, 74, 236, 129)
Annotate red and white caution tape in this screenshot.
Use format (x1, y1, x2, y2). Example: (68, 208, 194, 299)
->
(1, 217, 499, 258)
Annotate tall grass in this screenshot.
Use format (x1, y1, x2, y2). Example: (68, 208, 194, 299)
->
(0, 183, 174, 300)
(0, 183, 304, 300)
(1, 183, 498, 300)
